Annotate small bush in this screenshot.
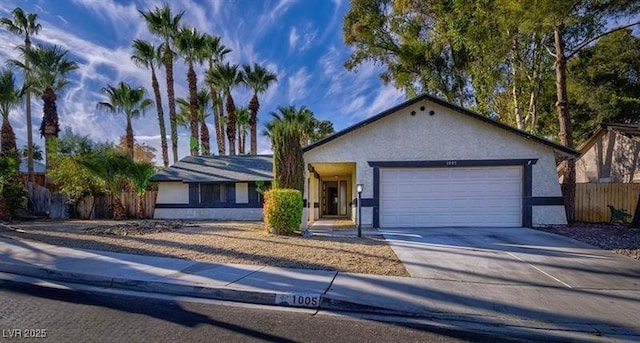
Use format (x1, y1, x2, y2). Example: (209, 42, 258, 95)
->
(263, 189, 303, 235)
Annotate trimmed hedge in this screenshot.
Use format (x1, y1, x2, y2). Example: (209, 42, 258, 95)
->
(263, 189, 303, 235)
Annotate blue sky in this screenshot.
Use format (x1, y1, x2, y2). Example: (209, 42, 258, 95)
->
(0, 0, 405, 163)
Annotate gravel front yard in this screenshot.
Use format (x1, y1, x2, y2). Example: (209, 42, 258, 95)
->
(0, 220, 408, 276)
(536, 223, 640, 260)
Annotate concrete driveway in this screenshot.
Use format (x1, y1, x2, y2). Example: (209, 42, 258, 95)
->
(381, 227, 640, 290)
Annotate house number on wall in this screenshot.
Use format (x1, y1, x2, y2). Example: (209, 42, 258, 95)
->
(275, 293, 321, 308)
(446, 160, 457, 166)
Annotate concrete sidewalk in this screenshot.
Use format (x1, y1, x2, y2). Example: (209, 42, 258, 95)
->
(2, 236, 640, 341)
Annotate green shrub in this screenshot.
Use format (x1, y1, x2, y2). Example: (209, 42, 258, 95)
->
(263, 189, 303, 235)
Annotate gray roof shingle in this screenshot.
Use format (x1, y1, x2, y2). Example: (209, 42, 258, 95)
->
(150, 155, 273, 183)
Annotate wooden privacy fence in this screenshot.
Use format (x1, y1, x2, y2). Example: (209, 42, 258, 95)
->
(75, 191, 158, 219)
(575, 183, 640, 223)
(27, 181, 158, 219)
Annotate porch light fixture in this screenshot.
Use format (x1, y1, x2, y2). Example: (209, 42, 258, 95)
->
(356, 184, 364, 237)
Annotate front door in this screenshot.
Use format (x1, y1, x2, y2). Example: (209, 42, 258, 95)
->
(325, 182, 339, 215)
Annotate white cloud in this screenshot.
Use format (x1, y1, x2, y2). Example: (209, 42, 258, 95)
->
(362, 85, 405, 119)
(287, 68, 311, 104)
(288, 27, 299, 50)
(255, 0, 297, 36)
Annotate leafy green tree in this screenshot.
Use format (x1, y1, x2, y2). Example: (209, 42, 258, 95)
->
(242, 63, 278, 155)
(206, 63, 243, 155)
(175, 26, 207, 156)
(79, 149, 132, 220)
(0, 68, 22, 154)
(203, 34, 231, 155)
(567, 29, 640, 143)
(343, 0, 477, 104)
(1, 7, 41, 181)
(518, 0, 640, 222)
(49, 128, 110, 211)
(97, 82, 153, 160)
(140, 3, 183, 164)
(9, 44, 78, 169)
(0, 152, 26, 219)
(131, 39, 169, 167)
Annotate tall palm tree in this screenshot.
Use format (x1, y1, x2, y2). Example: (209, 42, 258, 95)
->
(196, 89, 211, 155)
(206, 63, 243, 155)
(97, 82, 152, 160)
(176, 89, 211, 154)
(131, 39, 169, 168)
(242, 63, 277, 155)
(9, 44, 78, 169)
(140, 4, 183, 163)
(1, 7, 41, 180)
(0, 69, 22, 154)
(236, 106, 250, 155)
(202, 34, 231, 155)
(175, 26, 207, 156)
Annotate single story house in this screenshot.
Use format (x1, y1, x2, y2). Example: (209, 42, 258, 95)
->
(302, 94, 579, 228)
(150, 155, 272, 220)
(150, 94, 579, 228)
(574, 123, 640, 183)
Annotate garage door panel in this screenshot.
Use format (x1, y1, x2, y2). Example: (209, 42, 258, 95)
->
(380, 166, 522, 228)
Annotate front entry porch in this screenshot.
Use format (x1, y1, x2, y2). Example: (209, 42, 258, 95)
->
(305, 162, 357, 227)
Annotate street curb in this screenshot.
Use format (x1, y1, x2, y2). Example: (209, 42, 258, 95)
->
(0, 261, 402, 315)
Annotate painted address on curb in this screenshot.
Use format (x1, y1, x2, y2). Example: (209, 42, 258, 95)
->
(275, 293, 321, 308)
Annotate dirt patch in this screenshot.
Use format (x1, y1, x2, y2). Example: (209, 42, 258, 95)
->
(0, 220, 408, 276)
(536, 223, 640, 260)
(83, 221, 185, 236)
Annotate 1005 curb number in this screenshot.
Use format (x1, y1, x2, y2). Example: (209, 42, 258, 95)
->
(275, 294, 320, 307)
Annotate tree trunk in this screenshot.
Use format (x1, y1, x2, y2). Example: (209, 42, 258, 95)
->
(137, 193, 145, 219)
(164, 44, 179, 164)
(112, 194, 126, 220)
(125, 117, 134, 160)
(554, 24, 575, 224)
(40, 86, 59, 170)
(25, 36, 34, 182)
(226, 93, 236, 155)
(151, 68, 169, 167)
(209, 85, 225, 155)
(511, 37, 523, 130)
(249, 93, 260, 155)
(1, 117, 17, 154)
(187, 62, 199, 156)
(200, 116, 210, 155)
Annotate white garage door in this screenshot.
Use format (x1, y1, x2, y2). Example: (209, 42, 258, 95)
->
(380, 166, 522, 227)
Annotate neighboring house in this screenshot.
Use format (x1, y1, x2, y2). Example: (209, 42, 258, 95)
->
(574, 124, 640, 183)
(19, 159, 47, 187)
(150, 155, 272, 220)
(302, 94, 579, 229)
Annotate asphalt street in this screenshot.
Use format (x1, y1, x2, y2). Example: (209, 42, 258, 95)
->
(0, 280, 530, 343)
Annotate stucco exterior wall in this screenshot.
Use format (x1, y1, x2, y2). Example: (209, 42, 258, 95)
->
(156, 182, 189, 204)
(576, 131, 640, 183)
(304, 99, 566, 226)
(154, 208, 263, 220)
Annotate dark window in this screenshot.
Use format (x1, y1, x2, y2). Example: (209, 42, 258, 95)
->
(199, 183, 226, 206)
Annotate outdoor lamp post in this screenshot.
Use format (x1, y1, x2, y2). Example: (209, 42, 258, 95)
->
(356, 183, 363, 237)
